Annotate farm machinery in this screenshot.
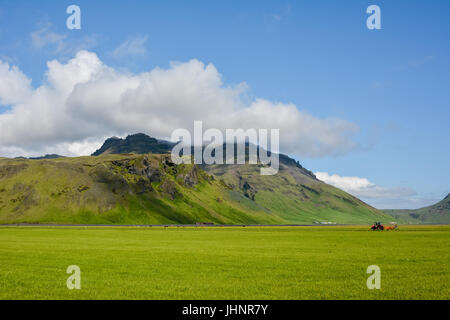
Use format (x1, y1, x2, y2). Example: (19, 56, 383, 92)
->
(370, 222, 398, 231)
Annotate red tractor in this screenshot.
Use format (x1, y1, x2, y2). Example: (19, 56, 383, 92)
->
(370, 222, 398, 231)
(371, 221, 384, 231)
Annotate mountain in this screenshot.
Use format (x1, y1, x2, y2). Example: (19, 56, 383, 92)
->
(0, 134, 392, 225)
(29, 154, 65, 160)
(14, 154, 65, 160)
(94, 135, 319, 179)
(384, 194, 450, 224)
(92, 133, 174, 156)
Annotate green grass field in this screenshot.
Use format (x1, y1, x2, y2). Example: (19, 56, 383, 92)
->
(0, 225, 449, 299)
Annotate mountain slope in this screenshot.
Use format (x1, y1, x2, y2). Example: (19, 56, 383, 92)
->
(0, 134, 392, 225)
(385, 194, 450, 224)
(0, 154, 281, 224)
(0, 157, 390, 225)
(202, 161, 387, 224)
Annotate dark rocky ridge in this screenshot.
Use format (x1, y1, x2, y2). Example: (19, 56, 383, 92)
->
(92, 133, 316, 179)
(92, 133, 175, 156)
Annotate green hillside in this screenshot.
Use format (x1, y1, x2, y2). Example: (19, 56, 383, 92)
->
(0, 151, 391, 225)
(385, 194, 450, 224)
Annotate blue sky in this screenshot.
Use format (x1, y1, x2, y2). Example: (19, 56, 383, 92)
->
(0, 0, 449, 209)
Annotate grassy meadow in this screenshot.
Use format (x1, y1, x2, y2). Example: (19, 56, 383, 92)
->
(0, 225, 449, 300)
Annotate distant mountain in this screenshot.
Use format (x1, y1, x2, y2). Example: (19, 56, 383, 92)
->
(14, 154, 65, 160)
(0, 133, 392, 225)
(29, 154, 65, 160)
(385, 194, 450, 224)
(92, 133, 175, 156)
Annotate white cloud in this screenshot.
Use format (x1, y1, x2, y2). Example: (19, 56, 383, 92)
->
(0, 50, 359, 158)
(111, 35, 148, 59)
(0, 137, 106, 159)
(315, 172, 416, 199)
(31, 23, 67, 50)
(30, 23, 97, 56)
(314, 171, 430, 209)
(0, 61, 32, 106)
(315, 172, 373, 193)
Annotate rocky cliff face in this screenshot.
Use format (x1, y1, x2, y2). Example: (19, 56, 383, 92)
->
(91, 155, 202, 197)
(92, 133, 174, 156)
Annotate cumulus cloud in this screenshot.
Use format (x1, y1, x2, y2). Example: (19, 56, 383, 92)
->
(0, 61, 32, 106)
(314, 171, 430, 209)
(0, 50, 359, 158)
(111, 35, 148, 59)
